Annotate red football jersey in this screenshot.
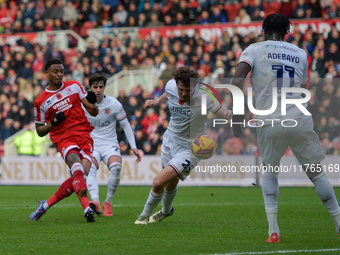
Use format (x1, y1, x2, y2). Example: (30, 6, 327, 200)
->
(34, 80, 94, 144)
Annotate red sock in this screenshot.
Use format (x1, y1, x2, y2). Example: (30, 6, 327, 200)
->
(72, 169, 90, 210)
(47, 177, 74, 207)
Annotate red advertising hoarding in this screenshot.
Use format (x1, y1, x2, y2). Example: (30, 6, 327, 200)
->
(139, 19, 340, 42)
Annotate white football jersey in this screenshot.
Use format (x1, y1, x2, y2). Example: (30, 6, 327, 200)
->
(165, 79, 221, 146)
(84, 95, 126, 146)
(239, 40, 308, 123)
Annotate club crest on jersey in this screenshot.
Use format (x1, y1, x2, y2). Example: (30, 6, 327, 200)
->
(190, 100, 195, 106)
(56, 93, 62, 100)
(66, 87, 73, 95)
(105, 108, 110, 114)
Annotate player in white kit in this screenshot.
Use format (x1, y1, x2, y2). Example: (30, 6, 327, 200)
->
(233, 13, 340, 242)
(85, 74, 142, 216)
(135, 66, 232, 224)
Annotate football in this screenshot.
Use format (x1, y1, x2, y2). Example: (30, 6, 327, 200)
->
(191, 135, 217, 160)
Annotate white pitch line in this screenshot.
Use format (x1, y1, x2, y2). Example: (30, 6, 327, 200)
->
(210, 248, 340, 255)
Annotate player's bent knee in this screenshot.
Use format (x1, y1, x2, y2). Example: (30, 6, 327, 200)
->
(109, 162, 122, 178)
(153, 177, 167, 190)
(309, 171, 325, 183)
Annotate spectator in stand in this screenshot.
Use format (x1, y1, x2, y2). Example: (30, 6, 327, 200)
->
(63, 1, 78, 23)
(234, 8, 251, 24)
(327, 23, 340, 48)
(309, 0, 322, 17)
(126, 3, 139, 25)
(159, 61, 175, 84)
(117, 89, 129, 106)
(72, 63, 84, 85)
(198, 10, 212, 24)
(0, 118, 14, 144)
(321, 138, 335, 155)
(137, 12, 148, 27)
(150, 79, 165, 100)
(293, 0, 308, 18)
(125, 96, 139, 118)
(326, 2, 340, 18)
(46, 44, 65, 63)
(141, 108, 158, 134)
(163, 14, 174, 26)
(51, 0, 64, 20)
(17, 60, 34, 80)
(325, 43, 340, 64)
(211, 4, 227, 23)
(310, 50, 325, 78)
(147, 13, 161, 27)
(116, 4, 128, 25)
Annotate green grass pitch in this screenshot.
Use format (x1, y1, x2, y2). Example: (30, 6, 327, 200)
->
(1, 186, 340, 255)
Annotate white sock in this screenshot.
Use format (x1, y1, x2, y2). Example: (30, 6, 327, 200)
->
(87, 164, 100, 203)
(84, 206, 90, 213)
(262, 171, 280, 236)
(43, 201, 50, 210)
(162, 188, 177, 215)
(141, 189, 164, 217)
(105, 162, 122, 204)
(311, 174, 340, 232)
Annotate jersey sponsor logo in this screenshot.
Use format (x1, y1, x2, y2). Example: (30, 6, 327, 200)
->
(268, 53, 300, 63)
(105, 108, 110, 114)
(53, 98, 71, 112)
(266, 45, 277, 49)
(169, 105, 191, 117)
(90, 120, 111, 127)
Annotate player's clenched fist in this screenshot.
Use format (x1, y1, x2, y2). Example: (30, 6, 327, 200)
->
(86, 91, 97, 104)
(144, 99, 155, 109)
(51, 112, 66, 126)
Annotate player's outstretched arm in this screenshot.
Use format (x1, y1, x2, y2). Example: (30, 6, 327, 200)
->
(81, 91, 98, 116)
(144, 92, 168, 109)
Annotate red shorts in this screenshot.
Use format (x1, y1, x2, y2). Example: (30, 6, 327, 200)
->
(54, 133, 93, 163)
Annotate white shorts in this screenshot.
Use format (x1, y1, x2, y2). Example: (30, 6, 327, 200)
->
(92, 142, 121, 166)
(256, 115, 324, 168)
(161, 133, 200, 181)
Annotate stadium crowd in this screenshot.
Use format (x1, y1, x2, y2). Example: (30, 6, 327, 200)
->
(0, 0, 340, 156)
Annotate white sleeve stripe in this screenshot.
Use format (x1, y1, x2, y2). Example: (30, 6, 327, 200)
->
(118, 116, 127, 121)
(34, 121, 45, 124)
(213, 105, 222, 113)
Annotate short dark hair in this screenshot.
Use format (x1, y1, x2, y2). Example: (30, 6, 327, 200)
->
(262, 13, 291, 40)
(174, 66, 198, 87)
(89, 73, 107, 87)
(45, 58, 63, 71)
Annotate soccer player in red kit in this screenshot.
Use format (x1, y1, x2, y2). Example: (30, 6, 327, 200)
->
(30, 58, 99, 222)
